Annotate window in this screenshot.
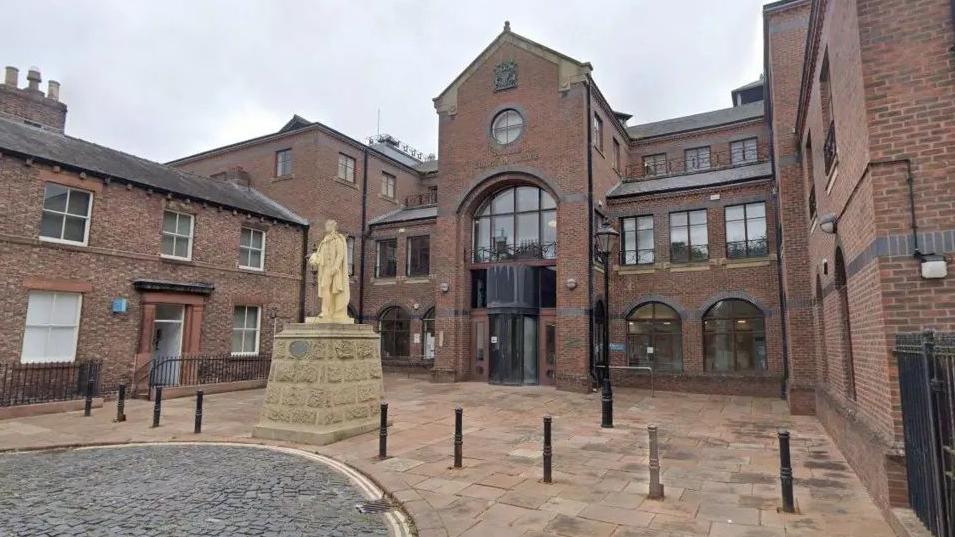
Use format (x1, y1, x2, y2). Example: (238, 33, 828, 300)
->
(406, 235, 430, 277)
(337, 154, 356, 182)
(161, 211, 194, 260)
(643, 153, 667, 176)
(835, 248, 856, 399)
(730, 138, 758, 165)
(376, 239, 397, 278)
(239, 227, 265, 270)
(473, 186, 557, 262)
(39, 183, 92, 245)
(703, 299, 766, 372)
(21, 291, 82, 363)
(346, 236, 355, 276)
(670, 209, 708, 263)
(378, 307, 410, 358)
(593, 113, 604, 152)
(612, 138, 621, 171)
(381, 172, 396, 199)
(422, 308, 435, 360)
(725, 203, 768, 259)
(231, 305, 261, 356)
(275, 149, 292, 177)
(627, 303, 682, 372)
(622, 215, 654, 265)
(491, 109, 524, 145)
(821, 52, 838, 173)
(684, 146, 711, 172)
(805, 135, 817, 220)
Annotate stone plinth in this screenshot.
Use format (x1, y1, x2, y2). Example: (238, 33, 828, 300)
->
(252, 323, 384, 446)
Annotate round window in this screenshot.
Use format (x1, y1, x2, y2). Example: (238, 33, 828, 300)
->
(491, 109, 524, 145)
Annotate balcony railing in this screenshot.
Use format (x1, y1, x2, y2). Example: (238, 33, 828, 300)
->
(404, 188, 437, 208)
(472, 240, 558, 263)
(823, 121, 837, 173)
(624, 143, 770, 180)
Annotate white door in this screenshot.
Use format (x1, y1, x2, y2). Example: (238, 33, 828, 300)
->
(150, 304, 184, 386)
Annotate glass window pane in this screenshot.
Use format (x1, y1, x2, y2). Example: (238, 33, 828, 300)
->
(492, 215, 514, 247)
(251, 230, 264, 249)
(516, 213, 539, 245)
(26, 292, 53, 324)
(177, 215, 192, 236)
(689, 210, 707, 225)
(249, 250, 262, 269)
(240, 228, 252, 247)
(638, 229, 653, 249)
(43, 184, 68, 212)
(623, 218, 636, 232)
(638, 250, 654, 264)
(246, 307, 259, 329)
(231, 331, 244, 353)
(21, 327, 47, 361)
(156, 304, 183, 320)
(233, 307, 245, 328)
(477, 217, 490, 250)
(174, 238, 189, 258)
(541, 191, 556, 209)
(670, 212, 687, 226)
(163, 212, 178, 233)
(747, 202, 765, 218)
(726, 221, 746, 243)
(47, 327, 77, 360)
(40, 212, 63, 239)
(541, 211, 557, 243)
(637, 216, 653, 230)
(50, 293, 79, 325)
(161, 235, 175, 256)
(515, 186, 539, 211)
(66, 190, 91, 216)
(747, 217, 767, 241)
(491, 188, 514, 214)
(726, 205, 745, 221)
(690, 224, 708, 246)
(63, 216, 86, 242)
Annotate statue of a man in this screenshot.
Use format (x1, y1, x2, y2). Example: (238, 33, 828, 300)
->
(308, 220, 352, 323)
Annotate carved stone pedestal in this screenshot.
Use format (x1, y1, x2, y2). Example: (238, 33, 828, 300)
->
(252, 323, 384, 446)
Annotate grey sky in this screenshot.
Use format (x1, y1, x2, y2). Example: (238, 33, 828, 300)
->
(2, 0, 766, 164)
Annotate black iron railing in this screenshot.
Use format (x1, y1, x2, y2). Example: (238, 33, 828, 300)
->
(625, 143, 770, 180)
(896, 331, 955, 537)
(472, 241, 558, 263)
(823, 121, 837, 173)
(0, 360, 101, 407)
(727, 238, 770, 259)
(404, 188, 437, 208)
(148, 354, 271, 388)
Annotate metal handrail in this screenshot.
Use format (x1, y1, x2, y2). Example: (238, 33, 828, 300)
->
(608, 365, 654, 397)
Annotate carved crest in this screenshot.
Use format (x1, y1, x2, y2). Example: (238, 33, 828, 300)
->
(494, 60, 518, 92)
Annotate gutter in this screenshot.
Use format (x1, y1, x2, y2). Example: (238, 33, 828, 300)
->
(585, 80, 597, 386)
(357, 147, 370, 323)
(298, 223, 310, 323)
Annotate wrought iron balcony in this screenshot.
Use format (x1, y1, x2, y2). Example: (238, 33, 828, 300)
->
(471, 240, 557, 263)
(823, 120, 837, 173)
(624, 143, 770, 180)
(404, 188, 437, 208)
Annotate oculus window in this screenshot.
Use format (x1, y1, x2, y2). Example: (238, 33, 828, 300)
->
(491, 109, 524, 145)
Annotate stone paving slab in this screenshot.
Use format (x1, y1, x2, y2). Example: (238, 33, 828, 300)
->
(0, 375, 896, 537)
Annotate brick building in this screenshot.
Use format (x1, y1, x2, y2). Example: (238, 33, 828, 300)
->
(0, 67, 308, 393)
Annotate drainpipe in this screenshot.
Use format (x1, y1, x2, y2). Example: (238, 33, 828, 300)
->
(357, 147, 370, 323)
(904, 159, 921, 258)
(298, 223, 310, 323)
(585, 81, 596, 387)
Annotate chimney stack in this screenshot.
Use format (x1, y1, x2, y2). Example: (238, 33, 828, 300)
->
(47, 80, 60, 101)
(26, 67, 41, 92)
(4, 66, 18, 87)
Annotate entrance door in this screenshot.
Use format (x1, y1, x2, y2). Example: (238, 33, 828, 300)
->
(489, 314, 538, 385)
(150, 304, 184, 386)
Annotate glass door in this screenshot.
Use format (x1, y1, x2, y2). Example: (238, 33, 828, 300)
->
(489, 314, 538, 385)
(150, 304, 184, 386)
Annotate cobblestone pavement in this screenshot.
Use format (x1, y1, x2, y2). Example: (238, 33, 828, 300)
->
(0, 444, 389, 537)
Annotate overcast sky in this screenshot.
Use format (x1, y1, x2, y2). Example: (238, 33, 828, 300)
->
(2, 0, 766, 163)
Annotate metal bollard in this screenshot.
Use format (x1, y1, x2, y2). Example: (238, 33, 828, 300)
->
(542, 415, 553, 483)
(648, 425, 665, 499)
(778, 430, 795, 513)
(378, 401, 389, 459)
(601, 378, 614, 428)
(115, 384, 126, 422)
(453, 406, 463, 468)
(83, 377, 94, 417)
(152, 386, 162, 428)
(194, 390, 204, 434)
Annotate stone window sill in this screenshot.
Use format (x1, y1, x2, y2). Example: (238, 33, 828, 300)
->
(335, 177, 358, 189)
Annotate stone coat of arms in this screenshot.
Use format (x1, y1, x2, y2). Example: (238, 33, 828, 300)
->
(494, 60, 518, 91)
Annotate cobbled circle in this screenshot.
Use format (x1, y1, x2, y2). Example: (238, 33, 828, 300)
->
(0, 444, 390, 537)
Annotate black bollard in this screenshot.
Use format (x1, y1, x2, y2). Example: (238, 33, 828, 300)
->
(778, 430, 795, 513)
(453, 406, 463, 468)
(152, 386, 162, 428)
(194, 390, 204, 434)
(601, 378, 614, 428)
(378, 401, 389, 460)
(83, 377, 94, 417)
(115, 384, 126, 422)
(542, 415, 552, 483)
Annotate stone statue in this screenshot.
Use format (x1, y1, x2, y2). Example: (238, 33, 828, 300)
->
(308, 220, 352, 323)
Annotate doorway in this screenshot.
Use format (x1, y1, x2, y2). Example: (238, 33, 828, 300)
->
(489, 313, 539, 385)
(150, 304, 184, 386)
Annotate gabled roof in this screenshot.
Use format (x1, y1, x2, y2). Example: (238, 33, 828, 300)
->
(0, 116, 307, 225)
(626, 101, 765, 140)
(608, 161, 773, 197)
(278, 114, 312, 133)
(368, 205, 438, 226)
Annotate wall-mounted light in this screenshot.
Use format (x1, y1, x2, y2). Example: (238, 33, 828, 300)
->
(439, 282, 450, 293)
(920, 254, 948, 279)
(566, 278, 578, 290)
(819, 213, 838, 234)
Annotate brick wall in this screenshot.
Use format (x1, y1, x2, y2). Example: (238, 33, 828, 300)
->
(0, 68, 66, 132)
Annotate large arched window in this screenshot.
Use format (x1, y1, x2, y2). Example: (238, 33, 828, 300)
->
(378, 307, 410, 358)
(703, 299, 766, 372)
(834, 248, 856, 399)
(422, 307, 435, 360)
(627, 302, 683, 372)
(473, 186, 557, 262)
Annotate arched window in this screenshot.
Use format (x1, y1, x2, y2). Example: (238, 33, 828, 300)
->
(834, 248, 856, 399)
(378, 307, 410, 358)
(473, 186, 557, 262)
(627, 302, 683, 372)
(421, 308, 435, 361)
(703, 299, 766, 372)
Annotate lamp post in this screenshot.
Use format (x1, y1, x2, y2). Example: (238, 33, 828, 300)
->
(594, 218, 619, 428)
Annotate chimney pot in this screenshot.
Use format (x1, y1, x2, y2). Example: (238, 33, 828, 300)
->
(4, 66, 18, 87)
(26, 67, 41, 91)
(47, 80, 60, 101)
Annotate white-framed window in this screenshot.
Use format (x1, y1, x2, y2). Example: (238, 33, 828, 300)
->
(381, 172, 396, 199)
(346, 236, 355, 276)
(593, 113, 604, 151)
(232, 305, 261, 356)
(338, 154, 356, 182)
(491, 109, 524, 145)
(684, 146, 711, 172)
(239, 227, 265, 270)
(275, 149, 293, 177)
(21, 291, 82, 363)
(731, 138, 758, 165)
(39, 183, 93, 246)
(161, 210, 194, 260)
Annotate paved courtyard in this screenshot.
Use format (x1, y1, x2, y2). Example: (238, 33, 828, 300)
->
(0, 375, 895, 537)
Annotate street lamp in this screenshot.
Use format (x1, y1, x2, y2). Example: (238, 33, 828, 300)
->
(594, 218, 619, 428)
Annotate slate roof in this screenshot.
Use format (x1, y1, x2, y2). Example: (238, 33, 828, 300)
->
(368, 205, 438, 226)
(732, 79, 764, 93)
(626, 101, 765, 139)
(608, 161, 773, 198)
(414, 159, 439, 174)
(0, 116, 307, 225)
